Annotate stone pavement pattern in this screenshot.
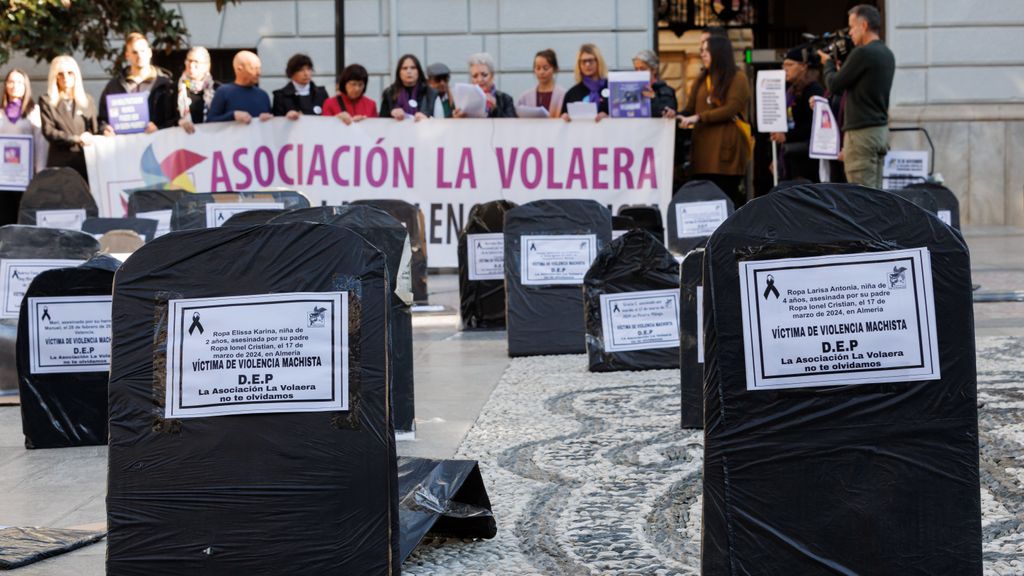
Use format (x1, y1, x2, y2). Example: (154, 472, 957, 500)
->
(405, 337, 1024, 575)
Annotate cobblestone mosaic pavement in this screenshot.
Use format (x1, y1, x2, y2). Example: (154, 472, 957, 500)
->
(405, 336, 1024, 575)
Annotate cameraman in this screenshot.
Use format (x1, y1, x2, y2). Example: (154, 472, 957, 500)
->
(819, 4, 895, 189)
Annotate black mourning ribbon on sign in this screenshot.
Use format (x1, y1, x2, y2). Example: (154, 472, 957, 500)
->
(763, 274, 780, 300)
(41, 306, 51, 321)
(189, 312, 204, 335)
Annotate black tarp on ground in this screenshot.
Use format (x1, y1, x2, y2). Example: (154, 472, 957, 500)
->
(397, 456, 497, 562)
(0, 226, 99, 395)
(583, 230, 680, 372)
(222, 209, 289, 226)
(171, 191, 309, 230)
(270, 206, 416, 434)
(505, 199, 611, 357)
(666, 180, 733, 255)
(81, 218, 159, 242)
(351, 199, 428, 303)
(904, 182, 961, 229)
(458, 200, 516, 330)
(701, 183, 981, 575)
(16, 255, 118, 448)
(617, 205, 665, 245)
(107, 222, 398, 575)
(679, 248, 703, 429)
(16, 167, 97, 226)
(0, 526, 106, 569)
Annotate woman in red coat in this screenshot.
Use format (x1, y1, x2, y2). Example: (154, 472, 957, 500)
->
(322, 64, 378, 125)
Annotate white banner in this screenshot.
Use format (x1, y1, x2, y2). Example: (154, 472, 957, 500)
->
(86, 117, 675, 267)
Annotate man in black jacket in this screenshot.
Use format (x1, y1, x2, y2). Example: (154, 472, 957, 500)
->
(819, 4, 895, 188)
(98, 32, 177, 135)
(272, 54, 329, 117)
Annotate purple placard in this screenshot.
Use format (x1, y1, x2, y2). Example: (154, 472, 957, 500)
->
(106, 91, 150, 134)
(609, 72, 652, 119)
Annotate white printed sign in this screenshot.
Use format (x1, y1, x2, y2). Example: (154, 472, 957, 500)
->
(521, 234, 597, 286)
(467, 233, 504, 281)
(0, 134, 33, 191)
(756, 70, 788, 133)
(677, 200, 728, 238)
(136, 209, 172, 237)
(937, 210, 952, 226)
(696, 286, 704, 363)
(808, 96, 840, 160)
(739, 248, 939, 390)
(205, 202, 284, 228)
(36, 209, 86, 231)
(600, 289, 680, 352)
(0, 259, 85, 319)
(165, 292, 348, 418)
(27, 296, 112, 374)
(883, 150, 929, 178)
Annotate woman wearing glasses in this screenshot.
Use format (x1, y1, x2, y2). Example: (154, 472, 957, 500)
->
(177, 47, 220, 132)
(560, 44, 609, 121)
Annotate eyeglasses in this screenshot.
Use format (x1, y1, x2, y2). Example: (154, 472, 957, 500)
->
(580, 57, 598, 65)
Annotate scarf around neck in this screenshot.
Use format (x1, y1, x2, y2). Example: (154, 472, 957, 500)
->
(5, 99, 21, 124)
(582, 76, 607, 104)
(395, 84, 420, 115)
(177, 73, 216, 120)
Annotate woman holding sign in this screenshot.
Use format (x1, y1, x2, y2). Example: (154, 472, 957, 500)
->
(38, 56, 99, 180)
(0, 68, 48, 174)
(97, 32, 177, 135)
(679, 35, 751, 207)
(769, 44, 825, 183)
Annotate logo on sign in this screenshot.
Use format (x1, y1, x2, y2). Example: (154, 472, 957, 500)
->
(888, 265, 907, 289)
(308, 306, 327, 327)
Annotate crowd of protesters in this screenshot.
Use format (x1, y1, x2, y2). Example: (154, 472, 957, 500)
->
(2, 4, 891, 205)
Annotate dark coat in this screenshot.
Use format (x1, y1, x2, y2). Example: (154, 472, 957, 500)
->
(561, 81, 610, 115)
(38, 95, 99, 180)
(98, 67, 178, 131)
(272, 81, 330, 116)
(488, 90, 518, 118)
(379, 83, 441, 118)
(650, 80, 678, 117)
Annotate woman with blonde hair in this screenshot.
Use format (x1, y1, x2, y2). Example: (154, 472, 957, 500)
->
(177, 46, 220, 131)
(560, 43, 609, 121)
(38, 55, 99, 180)
(0, 68, 48, 173)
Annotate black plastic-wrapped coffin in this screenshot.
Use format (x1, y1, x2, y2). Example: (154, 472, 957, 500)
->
(666, 180, 733, 255)
(458, 200, 516, 330)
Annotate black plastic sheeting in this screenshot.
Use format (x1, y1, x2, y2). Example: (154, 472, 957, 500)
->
(397, 456, 497, 562)
(458, 200, 516, 330)
(16, 167, 96, 225)
(16, 255, 118, 448)
(701, 183, 981, 575)
(678, 248, 703, 429)
(666, 180, 733, 255)
(903, 182, 961, 229)
(0, 526, 106, 569)
(125, 188, 187, 217)
(617, 205, 665, 245)
(171, 191, 309, 230)
(0, 226, 99, 395)
(107, 222, 398, 575)
(221, 209, 289, 226)
(505, 199, 611, 357)
(583, 230, 680, 372)
(81, 218, 159, 242)
(351, 199, 429, 303)
(270, 206, 416, 434)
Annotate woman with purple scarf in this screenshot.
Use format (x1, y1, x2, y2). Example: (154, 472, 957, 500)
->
(560, 43, 609, 122)
(0, 68, 48, 174)
(379, 54, 442, 121)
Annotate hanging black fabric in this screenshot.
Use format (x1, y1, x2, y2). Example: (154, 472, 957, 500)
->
(16, 255, 118, 448)
(17, 167, 97, 225)
(666, 179, 733, 255)
(351, 199, 429, 303)
(457, 200, 516, 330)
(505, 199, 611, 357)
(583, 230, 680, 372)
(679, 248, 704, 429)
(701, 183, 981, 575)
(107, 222, 398, 575)
(171, 191, 310, 230)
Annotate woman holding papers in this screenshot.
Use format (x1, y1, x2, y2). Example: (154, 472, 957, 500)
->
(0, 68, 48, 173)
(679, 35, 751, 206)
(454, 53, 516, 118)
(97, 32, 177, 135)
(38, 55, 99, 180)
(322, 64, 378, 124)
(561, 43, 609, 121)
(516, 49, 565, 118)
(379, 54, 443, 121)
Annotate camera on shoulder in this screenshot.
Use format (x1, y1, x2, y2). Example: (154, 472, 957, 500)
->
(804, 29, 855, 65)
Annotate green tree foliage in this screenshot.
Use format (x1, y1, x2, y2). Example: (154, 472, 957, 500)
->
(0, 0, 236, 71)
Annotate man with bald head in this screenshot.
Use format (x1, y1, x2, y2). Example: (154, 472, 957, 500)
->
(206, 50, 273, 124)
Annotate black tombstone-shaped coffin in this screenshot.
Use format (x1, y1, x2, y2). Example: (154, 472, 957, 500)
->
(904, 182, 961, 229)
(351, 199, 429, 303)
(679, 248, 703, 429)
(505, 199, 611, 357)
(701, 183, 981, 575)
(270, 206, 416, 434)
(171, 191, 309, 230)
(583, 229, 680, 372)
(126, 188, 187, 216)
(221, 209, 289, 226)
(106, 223, 398, 575)
(16, 255, 118, 448)
(458, 200, 517, 330)
(0, 226, 99, 395)
(618, 205, 665, 245)
(81, 218, 159, 242)
(666, 180, 734, 255)
(17, 168, 97, 225)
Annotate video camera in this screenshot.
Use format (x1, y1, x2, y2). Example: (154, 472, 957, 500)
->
(804, 30, 854, 65)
